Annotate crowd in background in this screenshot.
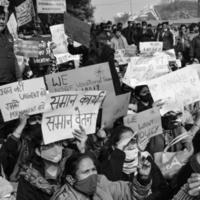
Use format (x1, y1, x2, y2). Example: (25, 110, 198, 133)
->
(1, 2, 200, 200)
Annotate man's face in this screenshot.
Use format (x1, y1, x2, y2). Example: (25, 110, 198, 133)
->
(0, 13, 6, 32)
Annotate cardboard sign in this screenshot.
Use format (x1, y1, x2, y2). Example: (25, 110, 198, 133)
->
(42, 91, 106, 144)
(14, 39, 39, 58)
(64, 12, 91, 48)
(15, 0, 33, 27)
(7, 14, 18, 39)
(45, 62, 115, 93)
(102, 92, 131, 128)
(0, 78, 47, 122)
(37, 0, 66, 14)
(124, 108, 162, 150)
(147, 67, 200, 115)
(140, 42, 163, 55)
(123, 54, 169, 87)
(50, 24, 68, 55)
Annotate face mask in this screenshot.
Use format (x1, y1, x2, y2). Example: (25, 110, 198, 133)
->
(74, 174, 98, 196)
(36, 145, 63, 163)
(123, 148, 139, 175)
(140, 93, 152, 103)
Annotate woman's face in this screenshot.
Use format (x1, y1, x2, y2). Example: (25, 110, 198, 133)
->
(120, 131, 138, 151)
(75, 158, 97, 181)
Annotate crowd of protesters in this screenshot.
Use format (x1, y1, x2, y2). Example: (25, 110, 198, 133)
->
(1, 1, 200, 200)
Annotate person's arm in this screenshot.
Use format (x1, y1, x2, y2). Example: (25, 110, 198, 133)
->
(14, 56, 23, 81)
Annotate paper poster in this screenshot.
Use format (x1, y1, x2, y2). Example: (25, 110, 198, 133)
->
(55, 53, 80, 65)
(7, 14, 18, 39)
(50, 24, 68, 55)
(64, 13, 91, 48)
(31, 36, 52, 66)
(124, 108, 162, 150)
(14, 39, 40, 58)
(140, 42, 163, 55)
(15, 0, 33, 27)
(45, 62, 115, 93)
(0, 78, 47, 122)
(123, 54, 169, 87)
(102, 92, 131, 128)
(147, 67, 200, 115)
(0, 0, 9, 6)
(114, 49, 129, 65)
(42, 91, 106, 144)
(37, 0, 66, 14)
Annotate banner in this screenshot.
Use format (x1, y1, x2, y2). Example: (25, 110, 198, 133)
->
(50, 24, 68, 55)
(15, 0, 33, 27)
(123, 54, 169, 87)
(45, 62, 115, 93)
(64, 12, 91, 48)
(42, 91, 106, 144)
(102, 92, 131, 128)
(0, 78, 47, 122)
(147, 67, 200, 115)
(37, 0, 66, 14)
(124, 108, 162, 150)
(140, 42, 163, 55)
(14, 39, 39, 58)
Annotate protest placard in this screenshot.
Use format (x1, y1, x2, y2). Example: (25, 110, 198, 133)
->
(140, 42, 163, 55)
(55, 53, 80, 65)
(124, 108, 162, 150)
(50, 24, 68, 55)
(0, 78, 47, 122)
(102, 92, 131, 128)
(7, 14, 18, 39)
(64, 12, 91, 48)
(147, 67, 200, 115)
(14, 39, 39, 58)
(114, 49, 129, 65)
(45, 62, 115, 93)
(30, 36, 52, 66)
(37, 0, 66, 14)
(15, 0, 33, 27)
(0, 0, 8, 6)
(123, 54, 169, 88)
(42, 91, 106, 144)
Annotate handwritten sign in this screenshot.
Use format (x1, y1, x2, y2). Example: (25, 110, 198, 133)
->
(147, 67, 200, 115)
(55, 53, 80, 65)
(50, 24, 68, 55)
(0, 78, 47, 122)
(42, 91, 106, 144)
(124, 108, 162, 150)
(102, 92, 131, 128)
(7, 14, 18, 39)
(14, 39, 39, 58)
(140, 42, 163, 55)
(45, 62, 115, 93)
(64, 12, 91, 48)
(114, 49, 129, 65)
(15, 0, 33, 27)
(123, 54, 169, 88)
(37, 0, 66, 14)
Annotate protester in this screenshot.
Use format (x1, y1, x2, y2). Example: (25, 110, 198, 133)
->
(51, 152, 152, 200)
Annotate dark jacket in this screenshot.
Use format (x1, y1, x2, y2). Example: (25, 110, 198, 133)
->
(0, 30, 21, 84)
(122, 27, 134, 45)
(190, 35, 200, 62)
(99, 148, 172, 200)
(159, 30, 174, 50)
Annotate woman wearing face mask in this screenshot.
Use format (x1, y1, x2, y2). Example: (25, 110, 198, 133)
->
(99, 126, 171, 200)
(52, 152, 151, 200)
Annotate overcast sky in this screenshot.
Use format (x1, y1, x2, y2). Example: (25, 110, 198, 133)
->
(92, 0, 162, 22)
